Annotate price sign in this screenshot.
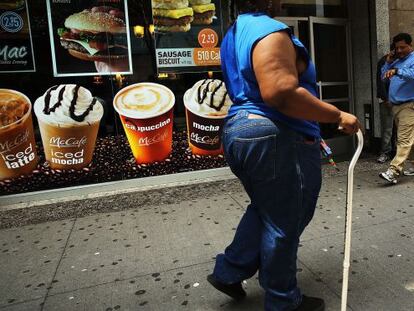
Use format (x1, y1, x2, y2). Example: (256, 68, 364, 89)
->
(153, 0, 224, 73)
(0, 12, 24, 33)
(198, 29, 218, 48)
(0, 1, 36, 73)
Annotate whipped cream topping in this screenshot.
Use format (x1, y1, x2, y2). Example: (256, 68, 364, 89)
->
(114, 83, 174, 119)
(184, 79, 232, 117)
(34, 85, 103, 126)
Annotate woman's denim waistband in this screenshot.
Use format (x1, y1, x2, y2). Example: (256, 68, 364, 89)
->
(225, 109, 320, 144)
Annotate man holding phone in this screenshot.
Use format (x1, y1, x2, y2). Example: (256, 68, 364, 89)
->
(379, 33, 414, 184)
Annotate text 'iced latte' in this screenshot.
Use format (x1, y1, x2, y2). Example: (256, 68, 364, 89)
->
(114, 83, 175, 164)
(34, 85, 104, 170)
(0, 89, 38, 180)
(184, 79, 232, 156)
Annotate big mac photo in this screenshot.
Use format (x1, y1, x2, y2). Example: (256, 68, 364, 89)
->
(47, 0, 133, 77)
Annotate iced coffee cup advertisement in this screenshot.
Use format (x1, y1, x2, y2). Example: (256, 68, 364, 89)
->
(184, 79, 231, 156)
(34, 84, 104, 170)
(46, 0, 133, 77)
(0, 0, 36, 73)
(152, 0, 224, 73)
(0, 89, 39, 180)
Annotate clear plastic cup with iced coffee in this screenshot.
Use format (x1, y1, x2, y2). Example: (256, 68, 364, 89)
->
(0, 89, 39, 180)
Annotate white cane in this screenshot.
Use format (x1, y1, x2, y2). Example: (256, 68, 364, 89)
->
(340, 129, 364, 311)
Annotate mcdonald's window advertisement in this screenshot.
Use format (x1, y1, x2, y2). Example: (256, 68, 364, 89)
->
(0, 1, 231, 196)
(152, 0, 224, 73)
(46, 0, 133, 77)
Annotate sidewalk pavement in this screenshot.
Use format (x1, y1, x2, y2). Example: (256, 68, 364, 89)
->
(0, 159, 413, 311)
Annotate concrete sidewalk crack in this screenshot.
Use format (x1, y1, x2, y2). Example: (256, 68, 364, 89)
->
(228, 193, 249, 209)
(39, 218, 77, 311)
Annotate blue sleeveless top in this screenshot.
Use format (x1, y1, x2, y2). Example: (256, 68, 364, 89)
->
(221, 13, 321, 138)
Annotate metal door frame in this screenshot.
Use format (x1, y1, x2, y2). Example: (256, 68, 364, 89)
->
(309, 17, 355, 114)
(274, 17, 308, 39)
(309, 17, 355, 155)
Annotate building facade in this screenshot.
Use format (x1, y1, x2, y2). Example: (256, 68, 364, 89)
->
(389, 0, 414, 36)
(0, 0, 412, 200)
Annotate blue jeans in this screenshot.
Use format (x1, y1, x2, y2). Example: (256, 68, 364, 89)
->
(212, 110, 322, 311)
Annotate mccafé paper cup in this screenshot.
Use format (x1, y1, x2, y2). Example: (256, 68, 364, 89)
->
(183, 79, 232, 156)
(114, 83, 175, 164)
(0, 89, 39, 180)
(34, 85, 104, 170)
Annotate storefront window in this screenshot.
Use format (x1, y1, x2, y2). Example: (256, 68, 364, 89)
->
(280, 0, 348, 18)
(0, 0, 229, 195)
(0, 0, 352, 196)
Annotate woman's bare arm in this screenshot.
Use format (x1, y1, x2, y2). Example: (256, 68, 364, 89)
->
(252, 31, 360, 134)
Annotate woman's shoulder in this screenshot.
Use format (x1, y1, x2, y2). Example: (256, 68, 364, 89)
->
(237, 13, 289, 37)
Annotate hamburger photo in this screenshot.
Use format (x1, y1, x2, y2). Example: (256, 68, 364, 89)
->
(57, 6, 128, 62)
(189, 0, 216, 25)
(152, 0, 194, 32)
(0, 0, 25, 11)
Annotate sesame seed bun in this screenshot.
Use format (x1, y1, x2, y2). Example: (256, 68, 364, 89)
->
(64, 11, 126, 34)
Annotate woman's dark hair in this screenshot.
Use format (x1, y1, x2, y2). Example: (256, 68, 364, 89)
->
(230, 0, 260, 15)
(393, 33, 412, 45)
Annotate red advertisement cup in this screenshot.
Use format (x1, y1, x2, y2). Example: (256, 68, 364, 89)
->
(114, 83, 175, 164)
(118, 110, 174, 164)
(183, 91, 226, 156)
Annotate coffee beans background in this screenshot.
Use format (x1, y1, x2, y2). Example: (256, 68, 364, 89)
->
(0, 131, 227, 195)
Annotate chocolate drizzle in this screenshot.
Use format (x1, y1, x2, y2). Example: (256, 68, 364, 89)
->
(196, 79, 228, 112)
(43, 85, 60, 114)
(197, 79, 209, 104)
(43, 85, 98, 122)
(69, 85, 98, 122)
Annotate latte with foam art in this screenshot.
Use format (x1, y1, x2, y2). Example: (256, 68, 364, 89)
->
(114, 83, 174, 119)
(113, 83, 175, 164)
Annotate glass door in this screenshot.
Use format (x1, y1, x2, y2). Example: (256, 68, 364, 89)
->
(309, 17, 353, 140)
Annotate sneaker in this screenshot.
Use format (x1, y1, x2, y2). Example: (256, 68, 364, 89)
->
(377, 153, 390, 163)
(207, 274, 246, 300)
(379, 169, 398, 184)
(403, 167, 414, 176)
(294, 295, 325, 311)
